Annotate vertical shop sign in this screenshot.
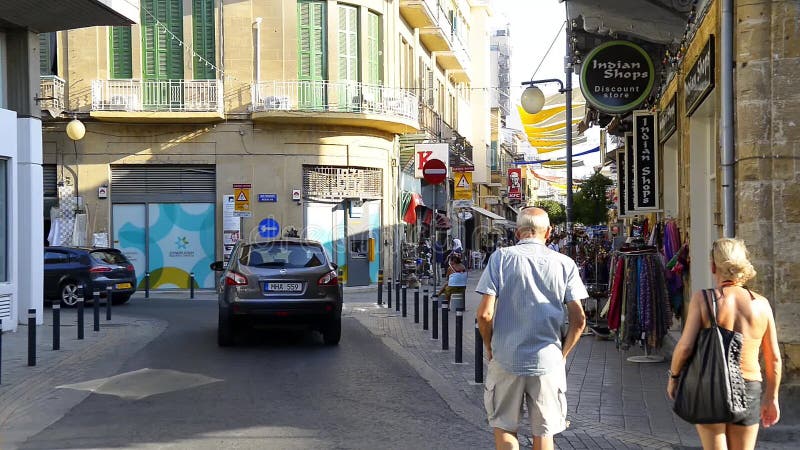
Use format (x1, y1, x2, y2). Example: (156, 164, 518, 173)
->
(616, 151, 627, 218)
(685, 36, 715, 117)
(633, 111, 660, 211)
(222, 194, 241, 262)
(507, 168, 522, 200)
(625, 133, 636, 214)
(659, 95, 677, 143)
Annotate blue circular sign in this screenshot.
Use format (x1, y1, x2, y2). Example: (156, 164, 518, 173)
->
(258, 218, 280, 238)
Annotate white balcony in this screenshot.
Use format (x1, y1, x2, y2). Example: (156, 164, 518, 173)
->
(91, 79, 224, 122)
(251, 81, 420, 134)
(39, 75, 65, 116)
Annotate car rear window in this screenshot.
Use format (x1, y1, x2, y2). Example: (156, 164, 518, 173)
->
(90, 250, 129, 265)
(241, 243, 327, 268)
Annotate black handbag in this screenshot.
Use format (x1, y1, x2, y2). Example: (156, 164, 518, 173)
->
(672, 289, 749, 424)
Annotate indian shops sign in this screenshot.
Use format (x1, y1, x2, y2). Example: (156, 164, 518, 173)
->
(685, 36, 715, 117)
(580, 40, 655, 114)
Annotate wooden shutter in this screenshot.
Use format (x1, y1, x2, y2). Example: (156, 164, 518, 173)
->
(192, 0, 216, 79)
(110, 26, 133, 79)
(366, 12, 381, 85)
(337, 5, 358, 82)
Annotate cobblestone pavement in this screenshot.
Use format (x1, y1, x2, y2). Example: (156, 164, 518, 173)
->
(343, 274, 797, 449)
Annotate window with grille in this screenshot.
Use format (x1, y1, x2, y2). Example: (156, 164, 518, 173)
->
(303, 165, 382, 200)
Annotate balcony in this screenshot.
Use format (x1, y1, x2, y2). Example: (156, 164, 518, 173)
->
(90, 79, 224, 123)
(251, 81, 419, 134)
(39, 75, 65, 117)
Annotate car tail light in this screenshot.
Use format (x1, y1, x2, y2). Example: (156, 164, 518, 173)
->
(225, 271, 248, 286)
(318, 270, 338, 286)
(89, 266, 112, 273)
(126, 264, 135, 272)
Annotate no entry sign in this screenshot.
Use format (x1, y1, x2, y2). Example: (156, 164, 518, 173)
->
(422, 159, 447, 185)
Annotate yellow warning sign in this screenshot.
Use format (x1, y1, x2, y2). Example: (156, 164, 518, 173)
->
(233, 183, 252, 217)
(454, 172, 472, 201)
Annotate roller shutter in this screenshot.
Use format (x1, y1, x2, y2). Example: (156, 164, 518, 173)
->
(110, 165, 216, 203)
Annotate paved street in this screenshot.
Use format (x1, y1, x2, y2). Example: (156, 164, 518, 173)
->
(1, 279, 797, 449)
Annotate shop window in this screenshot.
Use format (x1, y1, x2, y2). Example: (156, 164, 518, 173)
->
(0, 159, 7, 282)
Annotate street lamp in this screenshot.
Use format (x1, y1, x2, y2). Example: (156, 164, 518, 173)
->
(520, 75, 574, 257)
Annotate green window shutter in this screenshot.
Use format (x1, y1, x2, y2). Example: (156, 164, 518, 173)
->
(337, 5, 358, 82)
(192, 0, 216, 79)
(110, 26, 133, 78)
(141, 0, 184, 81)
(366, 12, 381, 85)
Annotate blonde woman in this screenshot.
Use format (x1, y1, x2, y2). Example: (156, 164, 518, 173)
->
(667, 238, 782, 450)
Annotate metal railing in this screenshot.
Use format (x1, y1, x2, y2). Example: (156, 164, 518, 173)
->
(91, 79, 223, 113)
(39, 75, 65, 111)
(252, 80, 419, 122)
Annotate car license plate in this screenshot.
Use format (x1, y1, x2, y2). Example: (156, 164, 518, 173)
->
(265, 282, 302, 292)
(116, 282, 132, 289)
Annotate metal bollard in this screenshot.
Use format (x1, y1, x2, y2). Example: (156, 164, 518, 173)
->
(401, 286, 407, 317)
(387, 277, 392, 309)
(423, 288, 429, 330)
(395, 281, 401, 312)
(52, 302, 60, 350)
(432, 295, 439, 340)
(377, 270, 384, 306)
(93, 291, 100, 331)
(27, 309, 36, 366)
(145, 272, 150, 298)
(106, 285, 113, 321)
(413, 287, 420, 324)
(455, 309, 463, 363)
(190, 272, 195, 299)
(475, 318, 484, 383)
(442, 301, 449, 351)
(77, 297, 84, 340)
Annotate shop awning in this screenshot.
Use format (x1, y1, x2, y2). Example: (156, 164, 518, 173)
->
(471, 205, 506, 221)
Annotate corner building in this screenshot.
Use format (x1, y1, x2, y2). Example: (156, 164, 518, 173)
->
(42, 0, 490, 288)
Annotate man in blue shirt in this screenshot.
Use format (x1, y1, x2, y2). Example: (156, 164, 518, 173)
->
(476, 207, 587, 450)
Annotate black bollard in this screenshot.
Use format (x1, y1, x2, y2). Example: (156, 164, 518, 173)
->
(93, 291, 100, 331)
(475, 318, 484, 383)
(27, 309, 36, 366)
(52, 302, 60, 350)
(414, 287, 420, 324)
(432, 295, 439, 340)
(455, 309, 463, 363)
(377, 270, 384, 306)
(423, 288, 429, 330)
(387, 277, 392, 309)
(145, 272, 150, 298)
(190, 272, 195, 299)
(442, 301, 449, 350)
(106, 285, 112, 320)
(77, 297, 84, 340)
(395, 281, 401, 312)
(401, 286, 407, 317)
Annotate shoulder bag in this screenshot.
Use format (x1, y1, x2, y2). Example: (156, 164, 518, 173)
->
(672, 289, 748, 424)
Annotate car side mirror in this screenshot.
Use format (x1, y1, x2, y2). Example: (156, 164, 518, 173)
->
(210, 261, 225, 271)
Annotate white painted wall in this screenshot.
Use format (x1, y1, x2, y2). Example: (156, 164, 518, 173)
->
(0, 108, 18, 332)
(17, 118, 44, 324)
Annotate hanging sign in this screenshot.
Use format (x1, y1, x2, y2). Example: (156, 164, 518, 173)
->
(659, 95, 677, 143)
(233, 184, 252, 217)
(414, 143, 449, 179)
(580, 40, 655, 114)
(507, 168, 522, 200)
(685, 36, 715, 117)
(625, 132, 636, 214)
(616, 150, 627, 218)
(633, 111, 660, 211)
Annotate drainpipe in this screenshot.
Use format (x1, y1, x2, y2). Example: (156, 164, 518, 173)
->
(721, 0, 735, 237)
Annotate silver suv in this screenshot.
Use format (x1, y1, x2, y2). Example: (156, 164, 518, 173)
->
(211, 239, 343, 346)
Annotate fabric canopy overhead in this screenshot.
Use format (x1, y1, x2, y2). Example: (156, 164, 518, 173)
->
(518, 88, 587, 153)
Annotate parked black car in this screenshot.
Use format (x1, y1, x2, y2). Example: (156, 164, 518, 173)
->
(211, 238, 342, 346)
(44, 247, 137, 306)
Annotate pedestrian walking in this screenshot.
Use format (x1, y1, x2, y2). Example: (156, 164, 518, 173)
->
(475, 207, 587, 450)
(667, 238, 781, 450)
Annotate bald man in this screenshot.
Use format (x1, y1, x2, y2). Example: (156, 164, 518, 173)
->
(476, 207, 587, 450)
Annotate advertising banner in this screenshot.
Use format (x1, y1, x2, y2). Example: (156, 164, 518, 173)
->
(414, 143, 449, 179)
(633, 111, 660, 211)
(507, 168, 522, 200)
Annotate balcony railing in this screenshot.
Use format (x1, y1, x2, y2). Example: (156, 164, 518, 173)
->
(91, 79, 222, 113)
(39, 75, 65, 112)
(252, 81, 419, 122)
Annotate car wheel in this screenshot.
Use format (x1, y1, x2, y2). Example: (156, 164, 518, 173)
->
(322, 316, 341, 346)
(112, 293, 131, 305)
(60, 281, 81, 307)
(218, 308, 235, 347)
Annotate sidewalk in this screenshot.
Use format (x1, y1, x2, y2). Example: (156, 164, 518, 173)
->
(0, 307, 166, 449)
(343, 272, 798, 450)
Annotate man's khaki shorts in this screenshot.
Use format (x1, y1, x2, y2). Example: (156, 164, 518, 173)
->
(483, 360, 568, 436)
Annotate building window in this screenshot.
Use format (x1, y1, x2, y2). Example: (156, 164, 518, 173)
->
(0, 159, 7, 282)
(337, 4, 358, 83)
(366, 11, 382, 85)
(192, 0, 216, 79)
(109, 26, 133, 78)
(298, 0, 327, 107)
(141, 0, 184, 81)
